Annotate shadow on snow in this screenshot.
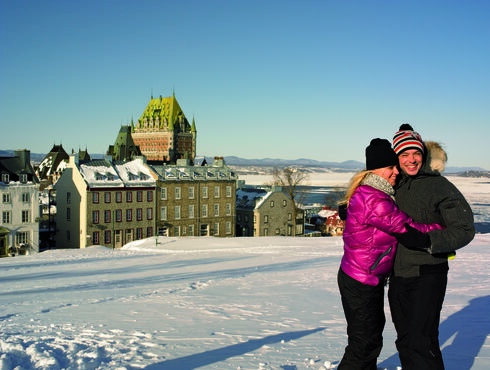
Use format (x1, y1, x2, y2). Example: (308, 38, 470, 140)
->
(144, 327, 326, 369)
(378, 295, 490, 370)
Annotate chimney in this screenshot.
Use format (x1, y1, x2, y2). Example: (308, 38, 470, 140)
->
(14, 149, 31, 170)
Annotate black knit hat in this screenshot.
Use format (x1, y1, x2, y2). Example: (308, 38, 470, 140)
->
(365, 138, 399, 170)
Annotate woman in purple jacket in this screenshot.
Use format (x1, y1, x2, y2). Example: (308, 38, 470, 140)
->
(337, 138, 441, 370)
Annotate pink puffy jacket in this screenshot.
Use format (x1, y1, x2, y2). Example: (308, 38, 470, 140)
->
(341, 184, 441, 286)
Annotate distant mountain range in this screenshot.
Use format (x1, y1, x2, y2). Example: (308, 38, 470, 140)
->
(202, 155, 488, 175)
(1, 150, 487, 174)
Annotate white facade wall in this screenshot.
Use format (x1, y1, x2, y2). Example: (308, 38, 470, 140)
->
(0, 182, 40, 255)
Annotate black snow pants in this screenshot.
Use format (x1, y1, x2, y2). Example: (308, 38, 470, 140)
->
(337, 267, 385, 370)
(388, 269, 448, 370)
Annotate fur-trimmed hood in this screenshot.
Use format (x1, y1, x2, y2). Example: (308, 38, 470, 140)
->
(424, 141, 447, 174)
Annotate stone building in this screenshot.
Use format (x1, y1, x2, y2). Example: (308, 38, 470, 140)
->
(131, 94, 196, 163)
(150, 157, 237, 237)
(54, 155, 156, 249)
(0, 149, 40, 257)
(236, 185, 304, 237)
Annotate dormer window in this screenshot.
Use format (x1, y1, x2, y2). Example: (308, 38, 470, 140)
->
(20, 173, 28, 183)
(1, 173, 9, 183)
(106, 172, 114, 181)
(95, 172, 103, 181)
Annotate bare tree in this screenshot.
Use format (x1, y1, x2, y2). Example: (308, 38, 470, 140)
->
(272, 167, 309, 236)
(323, 188, 346, 209)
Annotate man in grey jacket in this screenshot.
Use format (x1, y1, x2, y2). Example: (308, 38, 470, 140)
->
(389, 124, 475, 369)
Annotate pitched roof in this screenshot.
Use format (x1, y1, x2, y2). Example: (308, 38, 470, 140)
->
(78, 158, 156, 188)
(136, 95, 192, 132)
(0, 150, 39, 184)
(37, 144, 69, 179)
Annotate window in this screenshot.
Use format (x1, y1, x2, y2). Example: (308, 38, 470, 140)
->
(226, 221, 231, 234)
(174, 206, 182, 220)
(2, 193, 10, 203)
(214, 186, 220, 198)
(137, 191, 143, 202)
(202, 186, 208, 199)
(264, 215, 268, 224)
(188, 186, 195, 199)
(67, 192, 71, 204)
(126, 191, 132, 202)
(136, 208, 143, 221)
(116, 192, 122, 203)
(20, 174, 27, 183)
(270, 200, 274, 208)
(275, 228, 280, 235)
(174, 226, 180, 236)
(226, 186, 232, 197)
(264, 228, 269, 236)
(1, 173, 9, 183)
(296, 224, 303, 234)
(22, 210, 30, 223)
(188, 204, 194, 219)
(104, 210, 111, 223)
(92, 232, 99, 245)
(214, 222, 219, 236)
(136, 228, 143, 240)
(147, 191, 153, 202)
(202, 204, 208, 218)
(65, 208, 70, 222)
(214, 204, 219, 217)
(2, 211, 11, 224)
(283, 200, 287, 207)
(22, 193, 30, 203)
(92, 192, 99, 204)
(160, 206, 167, 221)
(147, 208, 153, 220)
(146, 227, 153, 237)
(175, 187, 181, 200)
(188, 224, 194, 236)
(226, 203, 231, 216)
(160, 187, 167, 200)
(115, 209, 122, 222)
(93, 211, 99, 224)
(104, 192, 111, 203)
(288, 213, 292, 221)
(104, 230, 111, 244)
(126, 209, 132, 221)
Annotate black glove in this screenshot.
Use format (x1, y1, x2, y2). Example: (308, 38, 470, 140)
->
(338, 203, 347, 221)
(392, 223, 431, 252)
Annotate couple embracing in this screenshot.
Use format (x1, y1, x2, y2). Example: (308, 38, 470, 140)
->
(337, 124, 475, 370)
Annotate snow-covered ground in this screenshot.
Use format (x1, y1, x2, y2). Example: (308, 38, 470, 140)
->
(0, 172, 489, 369)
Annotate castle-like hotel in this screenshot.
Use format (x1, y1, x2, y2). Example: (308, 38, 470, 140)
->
(107, 94, 196, 164)
(132, 94, 196, 162)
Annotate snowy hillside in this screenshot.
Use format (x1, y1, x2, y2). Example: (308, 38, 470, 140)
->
(0, 173, 489, 369)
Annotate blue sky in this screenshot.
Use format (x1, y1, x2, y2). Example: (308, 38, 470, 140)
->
(1, 0, 489, 169)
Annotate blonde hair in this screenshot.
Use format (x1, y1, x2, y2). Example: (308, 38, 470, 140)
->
(339, 170, 370, 207)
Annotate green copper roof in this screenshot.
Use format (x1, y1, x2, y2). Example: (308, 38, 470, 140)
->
(139, 95, 181, 128)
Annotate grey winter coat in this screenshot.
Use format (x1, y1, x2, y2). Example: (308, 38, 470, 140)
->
(393, 141, 475, 277)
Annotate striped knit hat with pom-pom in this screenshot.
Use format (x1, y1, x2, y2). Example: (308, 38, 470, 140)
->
(392, 123, 425, 155)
